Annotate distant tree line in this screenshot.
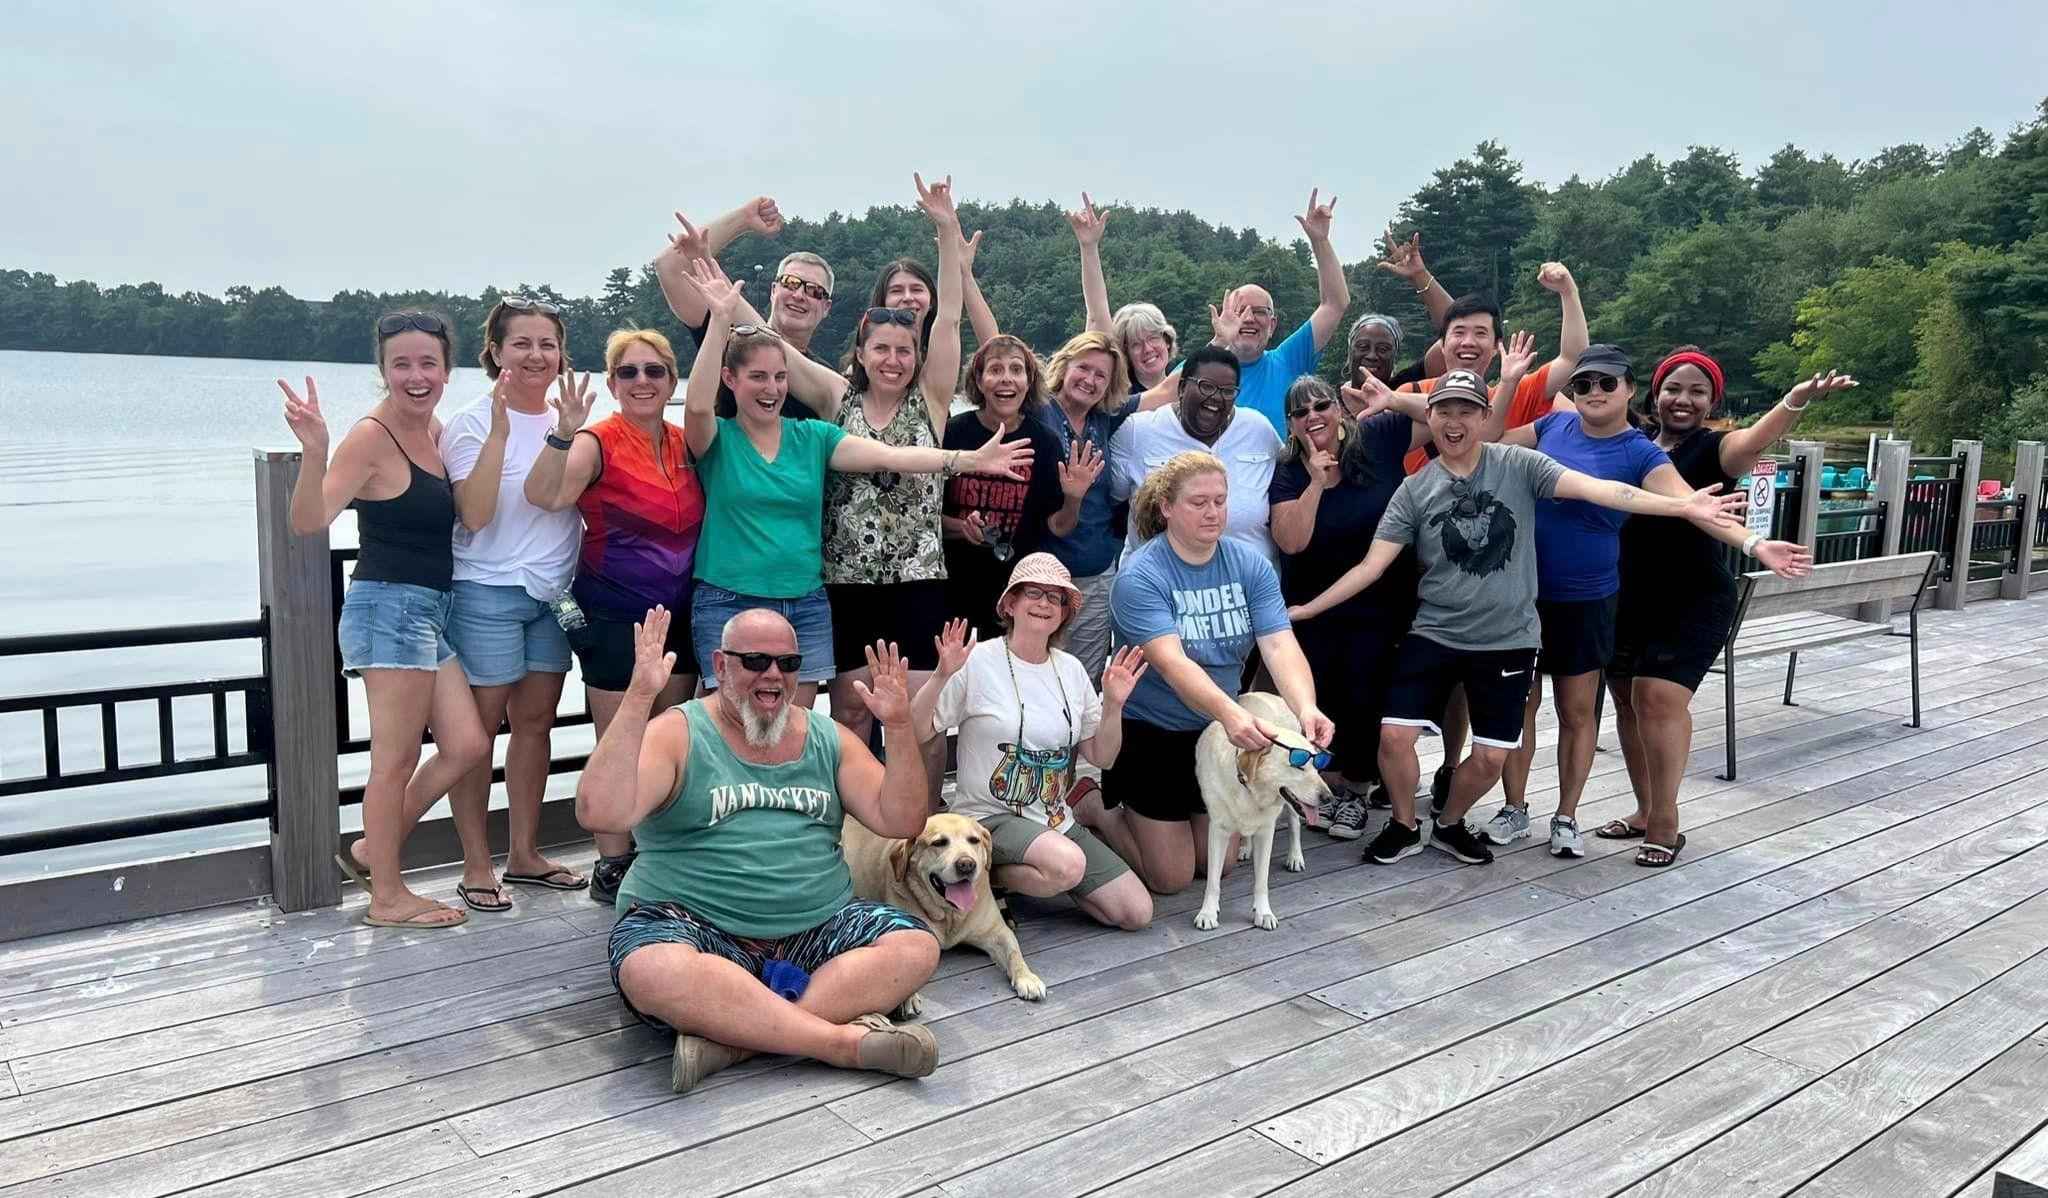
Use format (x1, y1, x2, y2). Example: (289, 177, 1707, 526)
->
(5, 100, 2046, 453)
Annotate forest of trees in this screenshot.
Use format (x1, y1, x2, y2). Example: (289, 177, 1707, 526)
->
(5, 102, 2046, 453)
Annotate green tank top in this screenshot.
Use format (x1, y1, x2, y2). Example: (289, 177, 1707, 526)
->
(614, 699, 851, 938)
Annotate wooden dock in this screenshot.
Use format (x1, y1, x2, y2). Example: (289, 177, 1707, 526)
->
(3, 591, 2047, 1197)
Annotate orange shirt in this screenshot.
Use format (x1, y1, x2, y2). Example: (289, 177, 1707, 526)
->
(1399, 363, 1558, 475)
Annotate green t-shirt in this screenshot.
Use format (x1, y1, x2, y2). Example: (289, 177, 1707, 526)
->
(694, 417, 846, 597)
(615, 699, 851, 937)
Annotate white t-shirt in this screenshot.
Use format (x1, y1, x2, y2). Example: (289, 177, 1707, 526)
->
(1107, 405, 1282, 566)
(439, 397, 582, 600)
(932, 637, 1103, 833)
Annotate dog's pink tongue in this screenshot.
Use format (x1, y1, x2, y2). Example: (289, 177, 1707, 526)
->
(944, 880, 979, 912)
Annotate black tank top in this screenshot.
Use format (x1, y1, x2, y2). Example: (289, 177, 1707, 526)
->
(349, 418, 455, 591)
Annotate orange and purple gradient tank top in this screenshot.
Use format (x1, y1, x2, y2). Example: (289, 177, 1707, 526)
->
(571, 415, 705, 623)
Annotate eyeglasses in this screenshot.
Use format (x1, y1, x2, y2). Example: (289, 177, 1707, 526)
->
(863, 307, 920, 328)
(502, 295, 562, 315)
(1288, 398, 1338, 421)
(611, 363, 670, 381)
(776, 274, 832, 302)
(1570, 375, 1623, 396)
(1186, 378, 1240, 402)
(1282, 746, 1333, 770)
(725, 650, 803, 674)
(1012, 585, 1070, 607)
(730, 324, 781, 339)
(377, 311, 446, 336)
(1245, 305, 1275, 319)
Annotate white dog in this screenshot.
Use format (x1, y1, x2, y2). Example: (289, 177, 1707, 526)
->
(1193, 692, 1333, 931)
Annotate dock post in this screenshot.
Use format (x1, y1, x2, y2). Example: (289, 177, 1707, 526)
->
(1788, 441, 1824, 556)
(2004, 441, 2043, 601)
(1863, 440, 1911, 622)
(1938, 440, 1982, 611)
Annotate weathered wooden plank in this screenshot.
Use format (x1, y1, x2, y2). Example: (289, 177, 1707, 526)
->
(1988, 1122, 2048, 1198)
(1799, 1035, 2048, 1198)
(179, 1121, 477, 1197)
(536, 1108, 875, 1198)
(0, 1061, 14, 1100)
(1089, 1129, 1317, 1198)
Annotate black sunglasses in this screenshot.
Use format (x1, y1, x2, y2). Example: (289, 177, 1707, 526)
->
(612, 363, 670, 381)
(776, 274, 832, 302)
(863, 307, 920, 328)
(1288, 398, 1339, 421)
(731, 324, 781, 339)
(1449, 477, 1484, 519)
(377, 311, 446, 336)
(502, 295, 562, 315)
(725, 650, 803, 674)
(1570, 375, 1622, 396)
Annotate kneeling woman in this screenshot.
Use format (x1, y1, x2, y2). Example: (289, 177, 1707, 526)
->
(1081, 451, 1334, 894)
(912, 554, 1154, 930)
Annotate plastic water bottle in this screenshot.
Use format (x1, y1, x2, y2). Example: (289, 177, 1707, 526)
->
(549, 591, 587, 633)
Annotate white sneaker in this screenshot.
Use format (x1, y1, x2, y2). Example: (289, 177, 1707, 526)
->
(1549, 815, 1585, 858)
(1479, 804, 1532, 845)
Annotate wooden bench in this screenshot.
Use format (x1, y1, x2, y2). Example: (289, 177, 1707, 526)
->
(1713, 551, 1940, 780)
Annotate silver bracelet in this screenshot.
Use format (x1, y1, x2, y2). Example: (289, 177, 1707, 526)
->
(1783, 398, 1808, 413)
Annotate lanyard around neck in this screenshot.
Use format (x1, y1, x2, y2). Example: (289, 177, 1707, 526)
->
(1003, 637, 1072, 750)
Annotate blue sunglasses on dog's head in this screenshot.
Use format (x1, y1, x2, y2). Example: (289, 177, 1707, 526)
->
(1283, 746, 1333, 771)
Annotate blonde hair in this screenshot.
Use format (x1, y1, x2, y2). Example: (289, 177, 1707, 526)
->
(1130, 451, 1227, 543)
(604, 327, 678, 378)
(1044, 330, 1131, 416)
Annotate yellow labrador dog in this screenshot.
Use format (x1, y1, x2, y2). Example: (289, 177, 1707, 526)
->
(844, 811, 1046, 1016)
(1193, 692, 1333, 931)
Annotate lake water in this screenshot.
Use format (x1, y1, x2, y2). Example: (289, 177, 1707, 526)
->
(0, 350, 642, 879)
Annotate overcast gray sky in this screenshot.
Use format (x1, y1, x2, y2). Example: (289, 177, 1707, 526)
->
(5, 0, 2044, 299)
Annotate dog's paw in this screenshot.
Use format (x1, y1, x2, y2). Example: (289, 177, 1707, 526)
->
(1254, 907, 1279, 931)
(895, 991, 924, 1019)
(1236, 840, 1254, 863)
(1285, 850, 1306, 872)
(1011, 971, 1047, 1002)
(1193, 906, 1220, 931)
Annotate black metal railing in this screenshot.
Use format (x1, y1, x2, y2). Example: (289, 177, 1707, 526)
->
(1969, 494, 2027, 579)
(1813, 501, 1887, 565)
(0, 619, 272, 856)
(1900, 476, 1964, 581)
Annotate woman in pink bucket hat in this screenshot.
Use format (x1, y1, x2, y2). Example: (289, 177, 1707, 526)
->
(909, 553, 1155, 930)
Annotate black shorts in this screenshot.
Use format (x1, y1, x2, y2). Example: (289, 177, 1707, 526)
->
(1609, 591, 1734, 694)
(1383, 634, 1537, 750)
(1536, 595, 1618, 677)
(571, 607, 697, 692)
(1102, 716, 1206, 822)
(827, 580, 945, 673)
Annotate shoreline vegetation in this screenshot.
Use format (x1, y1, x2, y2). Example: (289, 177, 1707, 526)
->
(5, 104, 2045, 454)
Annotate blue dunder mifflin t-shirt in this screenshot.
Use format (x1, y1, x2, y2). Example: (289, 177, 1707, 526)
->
(1531, 412, 1671, 602)
(1110, 534, 1291, 731)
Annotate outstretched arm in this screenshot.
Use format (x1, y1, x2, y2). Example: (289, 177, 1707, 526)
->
(1534, 263, 1585, 394)
(575, 608, 689, 834)
(1298, 188, 1350, 350)
(1719, 372, 1859, 477)
(915, 172, 966, 433)
(1553, 469, 1747, 531)
(956, 227, 999, 345)
(648, 199, 782, 330)
(1483, 331, 1539, 444)
(1640, 463, 1814, 580)
(680, 258, 755, 459)
(830, 420, 1033, 481)
(1068, 193, 1113, 334)
(1289, 537, 1406, 622)
(1376, 228, 1454, 332)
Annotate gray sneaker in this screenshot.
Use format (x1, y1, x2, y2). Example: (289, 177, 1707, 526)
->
(1549, 815, 1585, 858)
(1479, 804, 1532, 845)
(1324, 794, 1369, 840)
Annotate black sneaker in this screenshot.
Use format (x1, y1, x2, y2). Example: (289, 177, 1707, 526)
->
(589, 853, 635, 905)
(1429, 819, 1495, 865)
(1364, 817, 1427, 865)
(1430, 764, 1455, 817)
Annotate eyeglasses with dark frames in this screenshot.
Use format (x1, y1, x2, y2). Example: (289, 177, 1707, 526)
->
(611, 363, 670, 381)
(377, 311, 446, 336)
(1186, 378, 1240, 402)
(776, 274, 832, 302)
(725, 650, 803, 674)
(1288, 398, 1339, 421)
(1570, 375, 1622, 396)
(862, 307, 920, 328)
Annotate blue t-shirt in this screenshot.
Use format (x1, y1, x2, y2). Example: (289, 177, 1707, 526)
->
(1531, 412, 1672, 601)
(1233, 321, 1322, 431)
(1032, 397, 1140, 579)
(1110, 535, 1290, 731)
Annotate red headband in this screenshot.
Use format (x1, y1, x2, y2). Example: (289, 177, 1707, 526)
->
(1652, 350, 1724, 404)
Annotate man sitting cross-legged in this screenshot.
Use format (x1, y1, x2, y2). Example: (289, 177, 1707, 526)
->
(581, 605, 942, 1093)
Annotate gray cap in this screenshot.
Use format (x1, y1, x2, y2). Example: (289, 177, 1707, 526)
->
(1427, 369, 1491, 410)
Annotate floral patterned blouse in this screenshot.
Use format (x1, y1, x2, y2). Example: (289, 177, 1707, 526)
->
(822, 388, 947, 584)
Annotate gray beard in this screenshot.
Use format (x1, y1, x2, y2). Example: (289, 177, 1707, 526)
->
(730, 693, 791, 747)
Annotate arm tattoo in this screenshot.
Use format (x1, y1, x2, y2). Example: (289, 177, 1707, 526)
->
(1606, 482, 1643, 507)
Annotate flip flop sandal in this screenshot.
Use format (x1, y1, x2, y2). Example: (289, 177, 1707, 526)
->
(1635, 833, 1688, 869)
(1595, 820, 1649, 840)
(334, 850, 373, 887)
(362, 904, 467, 929)
(504, 866, 589, 891)
(458, 883, 512, 912)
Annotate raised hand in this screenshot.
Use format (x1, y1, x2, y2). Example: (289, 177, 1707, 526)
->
(687, 256, 748, 319)
(746, 195, 784, 238)
(1785, 371, 1857, 411)
(1537, 261, 1577, 295)
(914, 172, 961, 232)
(1684, 484, 1747, 530)
(1375, 228, 1428, 285)
(1065, 192, 1111, 247)
(1209, 289, 1251, 343)
(1295, 187, 1338, 242)
(955, 228, 984, 273)
(550, 368, 595, 435)
(933, 618, 977, 675)
(278, 376, 330, 458)
(668, 211, 711, 265)
(969, 424, 1034, 481)
(1498, 329, 1539, 381)
(1058, 437, 1105, 500)
(1341, 368, 1397, 419)
(855, 640, 914, 728)
(1101, 645, 1149, 707)
(1756, 538, 1814, 581)
(627, 606, 677, 700)
(487, 371, 512, 440)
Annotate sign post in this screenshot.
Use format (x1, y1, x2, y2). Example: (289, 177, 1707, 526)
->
(1747, 459, 1778, 538)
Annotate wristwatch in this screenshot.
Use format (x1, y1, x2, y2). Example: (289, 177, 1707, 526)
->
(545, 430, 576, 452)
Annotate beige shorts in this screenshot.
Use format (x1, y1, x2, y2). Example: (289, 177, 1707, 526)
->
(978, 810, 1131, 898)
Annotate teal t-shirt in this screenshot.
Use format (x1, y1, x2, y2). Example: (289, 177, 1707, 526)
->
(615, 700, 851, 937)
(693, 417, 846, 597)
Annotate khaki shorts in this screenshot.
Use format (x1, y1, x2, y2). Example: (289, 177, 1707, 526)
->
(978, 810, 1130, 898)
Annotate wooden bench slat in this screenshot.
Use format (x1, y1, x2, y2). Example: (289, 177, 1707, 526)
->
(1732, 625, 1891, 662)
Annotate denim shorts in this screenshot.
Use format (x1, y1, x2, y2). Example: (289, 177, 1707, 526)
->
(445, 581, 572, 686)
(338, 580, 456, 676)
(689, 582, 836, 687)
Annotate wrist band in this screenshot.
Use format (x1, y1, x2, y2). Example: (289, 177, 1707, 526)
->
(545, 431, 575, 451)
(1783, 398, 1808, 413)
(1742, 531, 1764, 557)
